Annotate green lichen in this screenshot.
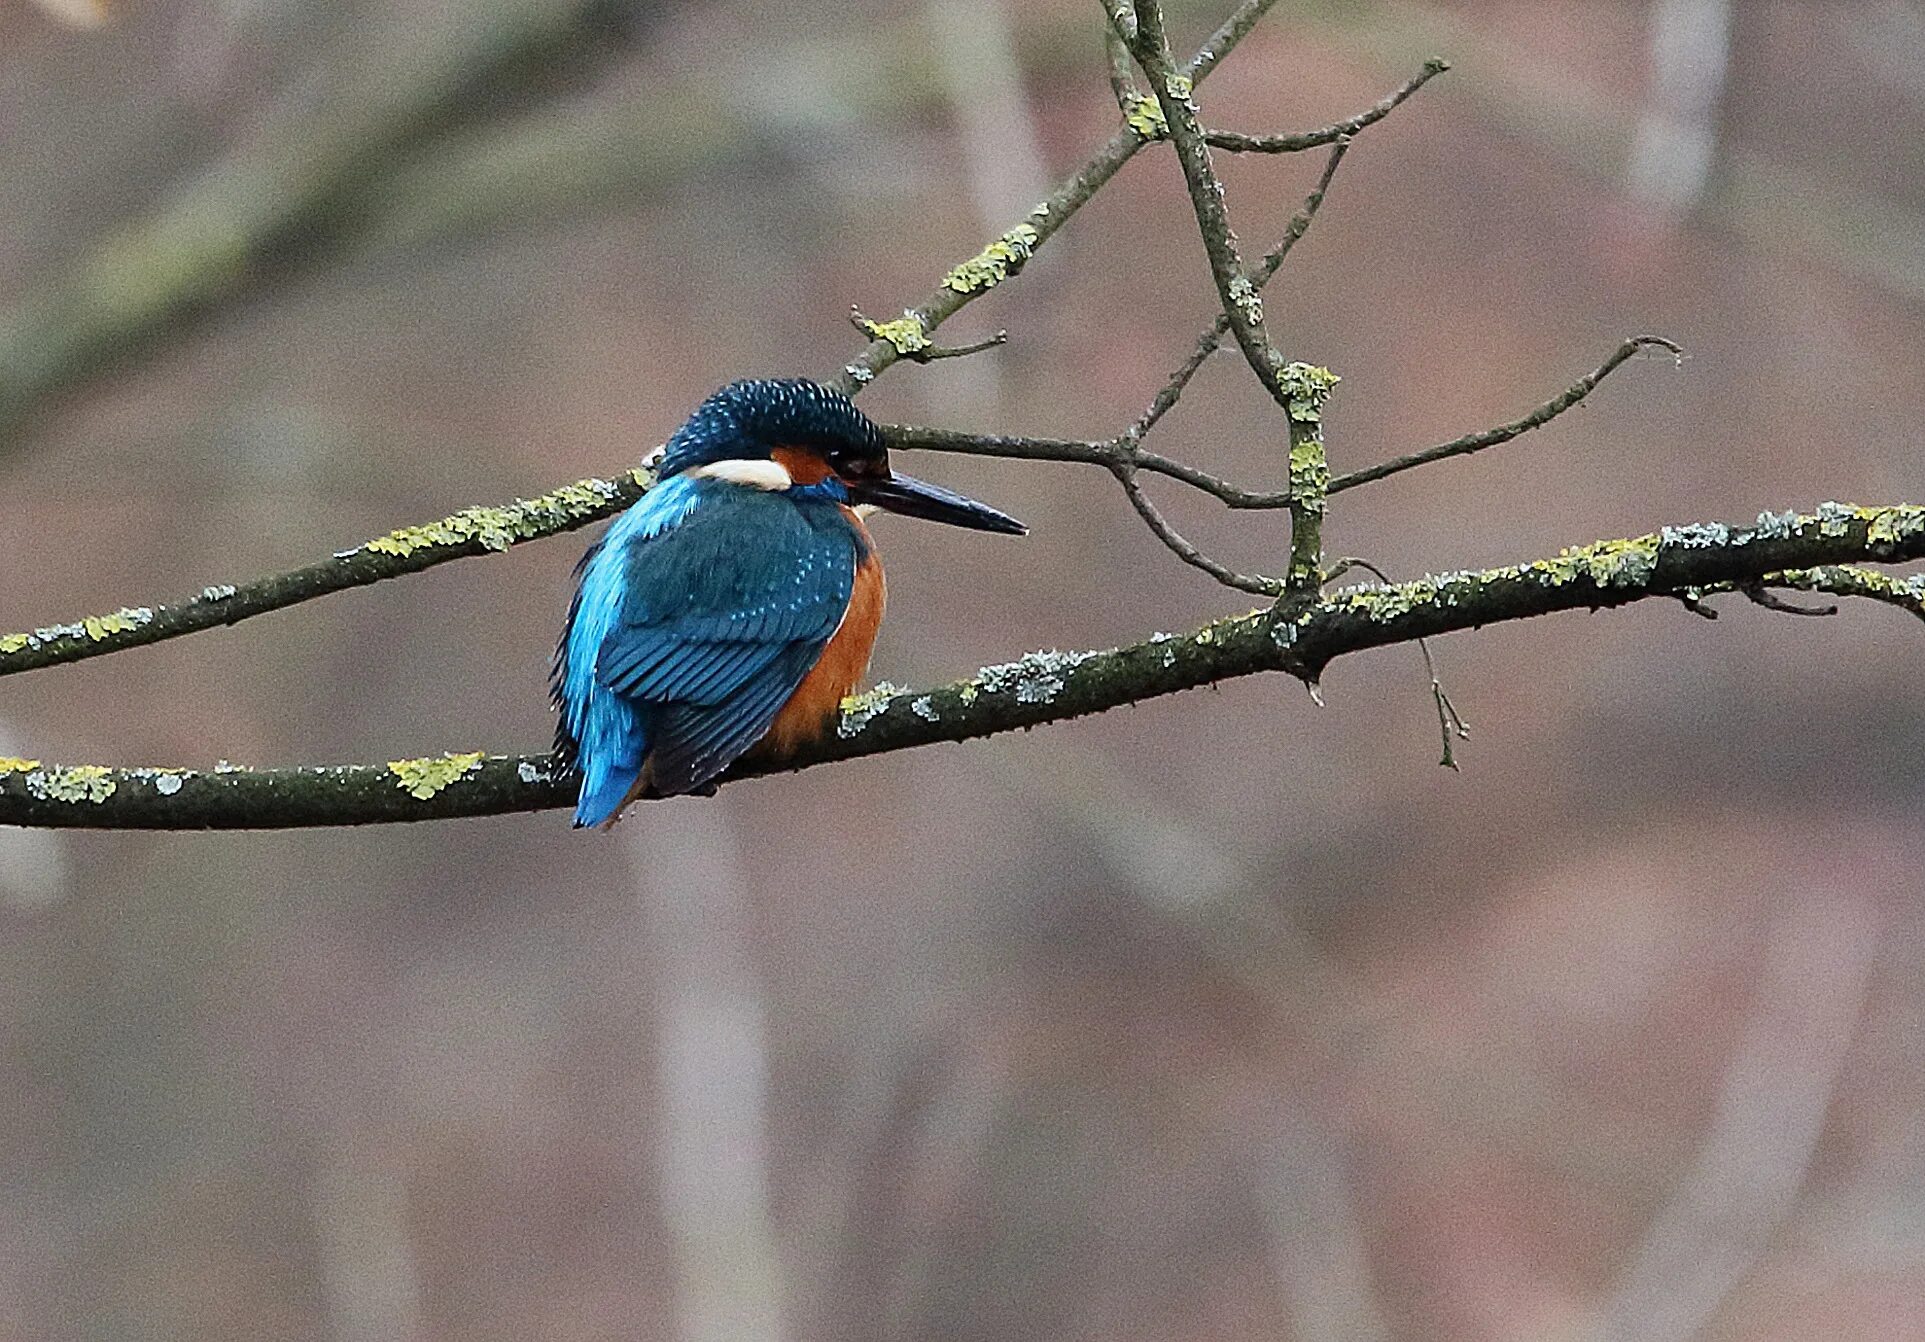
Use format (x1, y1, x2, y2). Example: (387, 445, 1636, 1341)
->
(1815, 501, 1858, 537)
(387, 751, 486, 800)
(25, 765, 116, 803)
(1277, 363, 1340, 424)
(82, 607, 152, 641)
(1773, 565, 1925, 617)
(942, 224, 1040, 295)
(859, 312, 930, 357)
(1289, 439, 1330, 515)
(0, 606, 155, 655)
(1536, 536, 1662, 587)
(837, 682, 907, 738)
(1226, 275, 1263, 328)
(0, 757, 40, 774)
(1833, 502, 1925, 544)
(1125, 95, 1166, 139)
(1163, 73, 1193, 101)
(363, 473, 647, 558)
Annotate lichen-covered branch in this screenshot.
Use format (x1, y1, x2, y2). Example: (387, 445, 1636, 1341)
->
(1756, 565, 1925, 622)
(0, 309, 1667, 680)
(7, 502, 1923, 829)
(0, 471, 651, 678)
(1123, 3, 1283, 398)
(1123, 0, 1330, 586)
(825, 0, 1284, 397)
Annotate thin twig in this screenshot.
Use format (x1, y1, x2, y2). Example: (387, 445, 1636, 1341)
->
(1328, 335, 1684, 494)
(1125, 135, 1354, 445)
(1203, 58, 1451, 153)
(1742, 584, 1837, 617)
(888, 426, 1292, 510)
(849, 308, 1007, 363)
(1113, 466, 1285, 595)
(1674, 590, 1720, 619)
(1326, 557, 1468, 768)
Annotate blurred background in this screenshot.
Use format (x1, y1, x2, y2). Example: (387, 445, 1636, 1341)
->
(3, 0, 1924, 1337)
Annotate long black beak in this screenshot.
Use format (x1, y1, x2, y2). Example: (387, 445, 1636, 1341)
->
(850, 472, 1027, 534)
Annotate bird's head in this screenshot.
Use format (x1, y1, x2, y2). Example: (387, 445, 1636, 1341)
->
(658, 378, 1027, 535)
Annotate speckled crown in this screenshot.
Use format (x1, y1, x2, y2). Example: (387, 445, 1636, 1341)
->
(659, 379, 885, 476)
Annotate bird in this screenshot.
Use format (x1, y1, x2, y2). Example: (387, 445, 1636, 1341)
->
(552, 378, 1026, 828)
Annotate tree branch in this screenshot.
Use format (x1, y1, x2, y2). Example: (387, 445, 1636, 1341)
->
(0, 43, 1452, 679)
(1123, 0, 1334, 585)
(0, 310, 1675, 680)
(825, 0, 1284, 397)
(6, 503, 1923, 829)
(1200, 57, 1450, 153)
(1328, 335, 1685, 493)
(0, 471, 651, 678)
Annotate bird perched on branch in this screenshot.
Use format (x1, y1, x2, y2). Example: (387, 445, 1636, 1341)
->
(553, 378, 1026, 828)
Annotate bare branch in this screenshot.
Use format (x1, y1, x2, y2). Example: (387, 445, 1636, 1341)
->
(891, 427, 1283, 509)
(1742, 584, 1837, 617)
(6, 503, 1925, 829)
(1328, 335, 1685, 494)
(1112, 467, 1285, 595)
(1203, 58, 1451, 153)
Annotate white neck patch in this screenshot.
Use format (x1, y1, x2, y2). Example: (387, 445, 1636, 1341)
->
(690, 458, 794, 490)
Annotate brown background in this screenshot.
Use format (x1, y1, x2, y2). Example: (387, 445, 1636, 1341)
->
(2, 1, 1923, 1338)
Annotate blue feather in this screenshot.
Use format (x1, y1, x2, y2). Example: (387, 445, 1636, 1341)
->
(554, 474, 702, 826)
(553, 471, 860, 823)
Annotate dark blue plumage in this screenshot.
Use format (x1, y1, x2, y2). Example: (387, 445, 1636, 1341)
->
(553, 377, 1025, 828)
(657, 378, 885, 478)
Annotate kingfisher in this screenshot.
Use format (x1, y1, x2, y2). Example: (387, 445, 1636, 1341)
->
(553, 378, 1026, 828)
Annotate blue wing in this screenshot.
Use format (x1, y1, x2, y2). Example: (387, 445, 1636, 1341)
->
(554, 477, 856, 824)
(601, 486, 856, 797)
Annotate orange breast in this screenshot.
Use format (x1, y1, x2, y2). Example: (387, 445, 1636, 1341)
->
(760, 534, 885, 756)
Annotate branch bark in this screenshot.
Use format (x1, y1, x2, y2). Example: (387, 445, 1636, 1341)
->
(5, 503, 1921, 828)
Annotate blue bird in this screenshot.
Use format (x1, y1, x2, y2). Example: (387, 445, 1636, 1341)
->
(553, 378, 1026, 828)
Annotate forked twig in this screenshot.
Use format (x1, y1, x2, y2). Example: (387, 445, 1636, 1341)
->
(1327, 557, 1470, 768)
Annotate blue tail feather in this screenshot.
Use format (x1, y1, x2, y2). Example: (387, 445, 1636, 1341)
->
(573, 742, 644, 829)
